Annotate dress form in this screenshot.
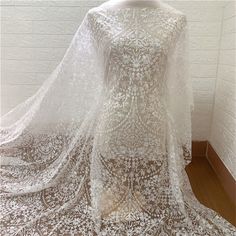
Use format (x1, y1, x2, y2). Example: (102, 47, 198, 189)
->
(1, 0, 236, 234)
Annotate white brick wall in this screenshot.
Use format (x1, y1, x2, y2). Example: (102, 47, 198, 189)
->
(1, 1, 95, 113)
(210, 1, 236, 180)
(1, 1, 235, 178)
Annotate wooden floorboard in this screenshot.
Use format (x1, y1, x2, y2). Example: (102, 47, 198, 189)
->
(185, 155, 236, 227)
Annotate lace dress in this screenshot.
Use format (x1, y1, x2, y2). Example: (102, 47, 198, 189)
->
(0, 2, 235, 235)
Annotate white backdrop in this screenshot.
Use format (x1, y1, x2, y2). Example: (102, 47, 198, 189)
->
(1, 0, 236, 178)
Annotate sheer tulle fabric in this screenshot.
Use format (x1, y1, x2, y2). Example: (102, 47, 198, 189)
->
(0, 2, 235, 235)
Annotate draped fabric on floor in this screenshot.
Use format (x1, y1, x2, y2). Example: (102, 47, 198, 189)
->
(0, 1, 235, 235)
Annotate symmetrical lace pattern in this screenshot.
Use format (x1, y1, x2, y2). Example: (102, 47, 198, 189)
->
(0, 1, 235, 235)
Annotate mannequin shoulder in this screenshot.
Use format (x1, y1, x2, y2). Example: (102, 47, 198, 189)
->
(161, 2, 187, 25)
(87, 6, 105, 18)
(84, 6, 103, 25)
(87, 6, 99, 15)
(85, 6, 108, 24)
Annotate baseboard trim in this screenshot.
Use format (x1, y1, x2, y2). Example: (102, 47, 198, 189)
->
(192, 141, 208, 157)
(192, 140, 236, 206)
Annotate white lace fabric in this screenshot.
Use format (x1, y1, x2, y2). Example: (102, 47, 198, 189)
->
(0, 2, 235, 235)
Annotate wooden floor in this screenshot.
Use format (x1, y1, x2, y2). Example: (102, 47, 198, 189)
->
(185, 155, 236, 227)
